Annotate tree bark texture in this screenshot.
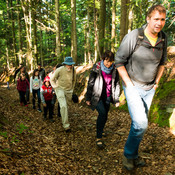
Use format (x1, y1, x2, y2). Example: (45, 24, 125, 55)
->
(98, 0, 106, 58)
(111, 0, 116, 52)
(55, 0, 61, 61)
(71, 0, 77, 64)
(120, 0, 130, 43)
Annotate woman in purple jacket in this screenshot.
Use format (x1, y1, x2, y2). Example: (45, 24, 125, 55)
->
(86, 50, 120, 149)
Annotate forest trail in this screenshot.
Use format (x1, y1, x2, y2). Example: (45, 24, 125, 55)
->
(0, 83, 175, 175)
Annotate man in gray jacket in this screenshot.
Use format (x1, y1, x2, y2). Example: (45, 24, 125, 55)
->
(115, 4, 167, 170)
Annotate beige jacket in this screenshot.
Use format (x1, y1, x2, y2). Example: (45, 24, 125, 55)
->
(50, 66, 76, 91)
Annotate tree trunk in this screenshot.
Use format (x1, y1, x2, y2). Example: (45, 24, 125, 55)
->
(55, 0, 61, 61)
(20, 0, 33, 70)
(32, 1, 38, 67)
(120, 0, 130, 43)
(87, 6, 91, 64)
(111, 0, 116, 52)
(71, 0, 77, 64)
(98, 0, 106, 58)
(17, 0, 23, 64)
(93, 0, 98, 62)
(5, 0, 10, 69)
(128, 9, 133, 33)
(10, 0, 18, 66)
(84, 24, 87, 65)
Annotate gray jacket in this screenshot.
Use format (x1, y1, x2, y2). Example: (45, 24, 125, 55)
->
(86, 61, 120, 110)
(115, 26, 167, 87)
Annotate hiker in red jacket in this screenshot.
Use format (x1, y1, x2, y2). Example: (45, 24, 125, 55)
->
(40, 76, 54, 122)
(17, 73, 30, 107)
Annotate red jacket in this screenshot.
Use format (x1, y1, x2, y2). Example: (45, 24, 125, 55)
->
(17, 79, 29, 92)
(41, 85, 53, 102)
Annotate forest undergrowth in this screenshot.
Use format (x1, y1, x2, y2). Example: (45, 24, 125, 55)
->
(0, 83, 175, 175)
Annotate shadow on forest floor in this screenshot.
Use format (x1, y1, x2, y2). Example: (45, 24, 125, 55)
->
(0, 83, 175, 174)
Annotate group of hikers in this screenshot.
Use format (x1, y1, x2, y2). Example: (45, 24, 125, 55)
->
(7, 4, 167, 171)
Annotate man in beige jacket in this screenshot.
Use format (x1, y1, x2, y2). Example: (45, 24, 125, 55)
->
(50, 57, 76, 132)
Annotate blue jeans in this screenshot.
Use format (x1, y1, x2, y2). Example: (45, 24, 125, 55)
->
(123, 85, 155, 159)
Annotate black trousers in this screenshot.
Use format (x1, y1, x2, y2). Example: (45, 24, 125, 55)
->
(96, 98, 111, 139)
(43, 100, 53, 119)
(18, 91, 27, 105)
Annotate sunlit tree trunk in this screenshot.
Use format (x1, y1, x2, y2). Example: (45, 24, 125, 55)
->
(55, 0, 61, 61)
(32, 1, 38, 67)
(87, 6, 91, 64)
(17, 0, 23, 64)
(111, 0, 116, 53)
(128, 9, 133, 33)
(21, 0, 33, 70)
(99, 0, 106, 58)
(120, 0, 130, 43)
(84, 24, 87, 65)
(71, 0, 77, 64)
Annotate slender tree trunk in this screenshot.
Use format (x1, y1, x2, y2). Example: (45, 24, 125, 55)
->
(71, 0, 77, 64)
(84, 24, 87, 65)
(93, 0, 98, 62)
(32, 1, 38, 67)
(111, 0, 116, 52)
(87, 6, 91, 64)
(55, 0, 61, 61)
(5, 1, 10, 69)
(17, 0, 23, 64)
(98, 0, 106, 58)
(10, 0, 18, 66)
(120, 0, 130, 43)
(128, 9, 133, 33)
(21, 0, 33, 70)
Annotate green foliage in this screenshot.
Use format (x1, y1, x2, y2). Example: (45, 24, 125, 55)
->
(0, 131, 8, 138)
(16, 123, 29, 134)
(149, 79, 175, 127)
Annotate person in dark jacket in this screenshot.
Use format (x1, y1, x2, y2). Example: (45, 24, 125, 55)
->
(35, 63, 45, 82)
(115, 4, 167, 170)
(86, 50, 120, 149)
(17, 73, 30, 107)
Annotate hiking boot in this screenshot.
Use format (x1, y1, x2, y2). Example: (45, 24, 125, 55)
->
(37, 108, 42, 112)
(49, 118, 55, 123)
(33, 106, 36, 109)
(134, 157, 145, 167)
(65, 128, 71, 133)
(123, 155, 134, 171)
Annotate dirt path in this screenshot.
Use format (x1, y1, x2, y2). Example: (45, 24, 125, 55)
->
(0, 84, 175, 175)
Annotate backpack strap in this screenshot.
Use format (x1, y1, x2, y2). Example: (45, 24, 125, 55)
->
(129, 27, 144, 57)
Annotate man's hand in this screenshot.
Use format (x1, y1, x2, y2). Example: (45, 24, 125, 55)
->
(115, 102, 120, 108)
(153, 84, 158, 90)
(86, 101, 91, 106)
(43, 103, 47, 107)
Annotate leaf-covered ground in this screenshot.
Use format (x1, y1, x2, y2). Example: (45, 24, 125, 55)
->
(0, 83, 175, 175)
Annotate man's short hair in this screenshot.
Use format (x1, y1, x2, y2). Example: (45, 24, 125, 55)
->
(147, 4, 166, 18)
